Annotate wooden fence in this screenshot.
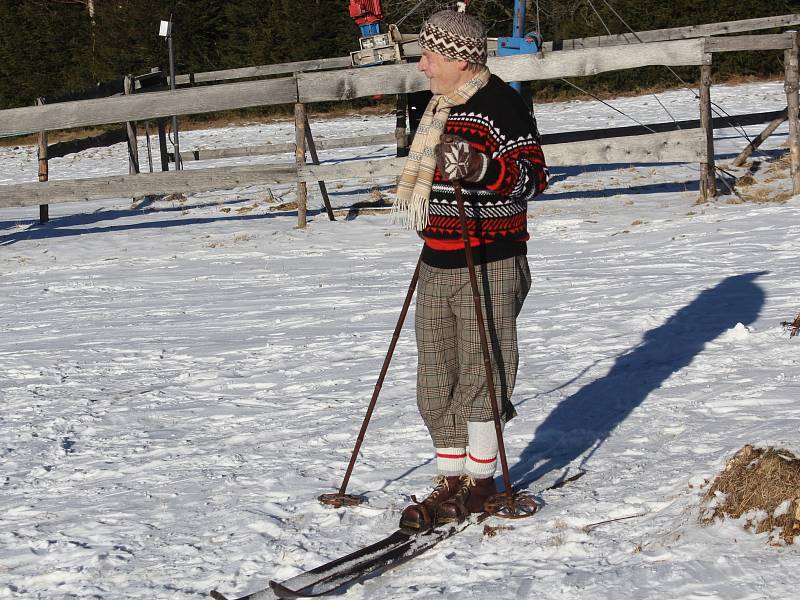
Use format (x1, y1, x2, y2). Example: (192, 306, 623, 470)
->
(0, 26, 798, 227)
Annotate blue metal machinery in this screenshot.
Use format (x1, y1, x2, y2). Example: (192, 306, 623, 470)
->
(496, 0, 542, 93)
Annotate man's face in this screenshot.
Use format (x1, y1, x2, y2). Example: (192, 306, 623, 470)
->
(418, 48, 469, 95)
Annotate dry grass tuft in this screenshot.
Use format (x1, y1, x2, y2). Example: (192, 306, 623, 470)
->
(766, 154, 792, 174)
(730, 187, 792, 205)
(699, 445, 800, 545)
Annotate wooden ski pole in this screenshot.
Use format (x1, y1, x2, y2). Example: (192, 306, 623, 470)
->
(320, 252, 423, 507)
(452, 181, 514, 504)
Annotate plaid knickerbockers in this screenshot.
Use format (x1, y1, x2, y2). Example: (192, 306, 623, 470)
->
(415, 255, 531, 448)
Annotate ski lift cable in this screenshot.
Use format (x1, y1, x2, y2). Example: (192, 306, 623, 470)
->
(559, 78, 657, 133)
(600, 0, 758, 146)
(586, 0, 613, 36)
(395, 0, 429, 28)
(587, 0, 680, 126)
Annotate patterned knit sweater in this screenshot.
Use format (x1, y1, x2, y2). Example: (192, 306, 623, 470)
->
(421, 74, 548, 269)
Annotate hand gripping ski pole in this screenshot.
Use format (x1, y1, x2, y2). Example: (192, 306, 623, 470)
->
(319, 253, 422, 507)
(453, 181, 538, 519)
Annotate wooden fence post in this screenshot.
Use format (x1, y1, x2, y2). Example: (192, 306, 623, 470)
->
(699, 51, 717, 200)
(295, 101, 308, 228)
(36, 97, 49, 223)
(157, 118, 170, 171)
(395, 94, 408, 158)
(124, 75, 140, 175)
(785, 30, 800, 195)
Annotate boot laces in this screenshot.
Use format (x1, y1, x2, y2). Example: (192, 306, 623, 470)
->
(427, 475, 451, 502)
(454, 475, 477, 501)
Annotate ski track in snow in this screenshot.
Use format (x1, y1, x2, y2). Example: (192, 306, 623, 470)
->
(1, 80, 799, 599)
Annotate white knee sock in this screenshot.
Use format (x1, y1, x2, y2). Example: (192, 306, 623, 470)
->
(435, 447, 466, 476)
(465, 421, 500, 478)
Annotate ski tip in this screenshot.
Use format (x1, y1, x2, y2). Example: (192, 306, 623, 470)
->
(210, 591, 232, 600)
(269, 579, 301, 599)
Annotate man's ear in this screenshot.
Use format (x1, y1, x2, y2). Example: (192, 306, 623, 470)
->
(458, 60, 470, 72)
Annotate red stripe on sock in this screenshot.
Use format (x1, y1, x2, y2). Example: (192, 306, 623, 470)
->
(468, 453, 497, 464)
(437, 452, 467, 459)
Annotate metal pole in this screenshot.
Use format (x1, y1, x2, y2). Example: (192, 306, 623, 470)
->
(452, 182, 514, 501)
(167, 20, 182, 171)
(319, 253, 423, 507)
(510, 0, 526, 94)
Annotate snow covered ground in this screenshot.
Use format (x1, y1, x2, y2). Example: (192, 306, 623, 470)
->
(1, 80, 799, 599)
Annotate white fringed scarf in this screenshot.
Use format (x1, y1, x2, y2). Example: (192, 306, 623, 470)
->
(391, 67, 491, 231)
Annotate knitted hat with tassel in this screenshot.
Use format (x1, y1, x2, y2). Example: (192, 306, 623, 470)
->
(418, 2, 487, 65)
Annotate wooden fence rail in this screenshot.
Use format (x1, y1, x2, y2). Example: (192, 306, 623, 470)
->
(168, 15, 800, 86)
(0, 129, 706, 209)
(3, 35, 795, 139)
(0, 38, 714, 137)
(540, 14, 800, 51)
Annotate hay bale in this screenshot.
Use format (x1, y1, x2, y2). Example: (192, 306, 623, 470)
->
(699, 445, 800, 545)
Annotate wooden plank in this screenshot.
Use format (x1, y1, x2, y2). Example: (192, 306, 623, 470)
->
(544, 129, 706, 167)
(489, 39, 706, 83)
(0, 77, 298, 136)
(298, 157, 404, 182)
(166, 15, 800, 87)
(298, 63, 428, 103)
(175, 57, 352, 85)
(175, 110, 784, 163)
(0, 164, 297, 209)
(298, 39, 705, 103)
(732, 109, 788, 167)
(175, 133, 398, 162)
(0, 130, 705, 208)
(540, 14, 800, 51)
(297, 130, 706, 181)
(704, 33, 795, 53)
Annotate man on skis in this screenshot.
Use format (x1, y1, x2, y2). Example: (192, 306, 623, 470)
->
(391, 5, 549, 531)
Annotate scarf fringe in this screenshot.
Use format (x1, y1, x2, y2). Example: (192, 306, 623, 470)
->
(390, 193, 430, 231)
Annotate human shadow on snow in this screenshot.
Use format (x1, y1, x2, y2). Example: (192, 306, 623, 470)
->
(509, 271, 768, 491)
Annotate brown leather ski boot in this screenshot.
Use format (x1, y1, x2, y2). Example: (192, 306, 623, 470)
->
(400, 475, 462, 532)
(436, 475, 497, 524)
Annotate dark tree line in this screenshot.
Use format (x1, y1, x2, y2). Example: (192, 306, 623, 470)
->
(0, 0, 796, 109)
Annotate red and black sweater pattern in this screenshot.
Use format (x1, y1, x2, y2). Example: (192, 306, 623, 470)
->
(421, 74, 548, 269)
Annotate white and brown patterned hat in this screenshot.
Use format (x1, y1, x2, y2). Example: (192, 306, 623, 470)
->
(418, 7, 487, 65)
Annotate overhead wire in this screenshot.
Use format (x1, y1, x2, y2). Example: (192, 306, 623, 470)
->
(558, 78, 657, 132)
(586, 0, 612, 36)
(395, 0, 429, 28)
(588, 0, 679, 125)
(599, 0, 758, 148)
